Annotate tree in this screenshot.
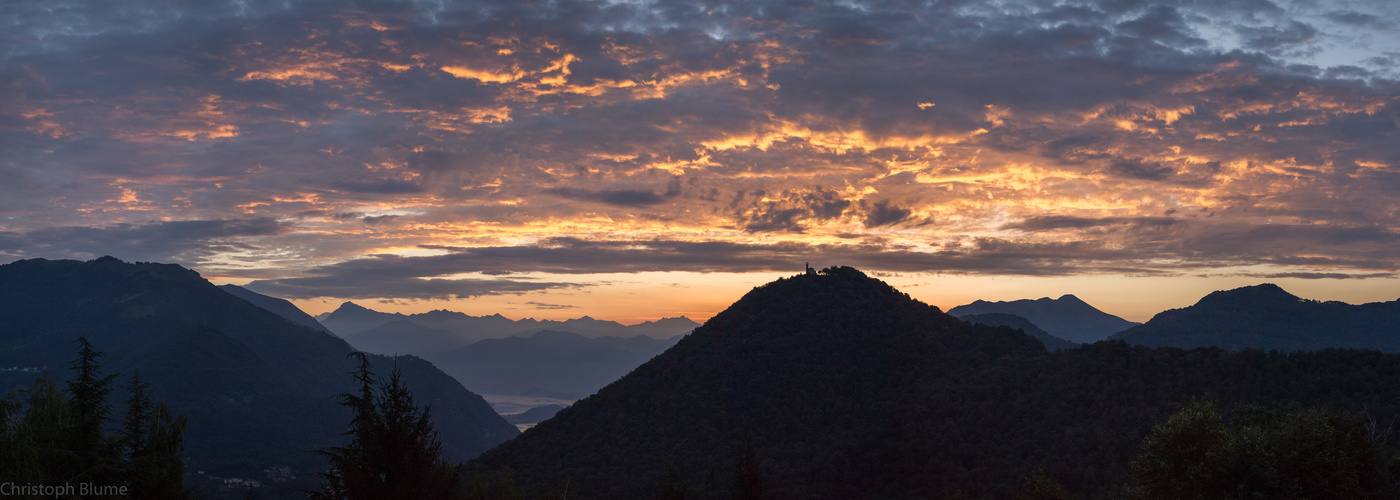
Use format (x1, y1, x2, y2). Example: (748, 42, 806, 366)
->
(124, 370, 190, 500)
(1016, 468, 1068, 500)
(732, 443, 763, 500)
(68, 336, 124, 485)
(0, 338, 189, 498)
(0, 375, 68, 484)
(1229, 403, 1385, 498)
(312, 353, 461, 500)
(1132, 399, 1395, 499)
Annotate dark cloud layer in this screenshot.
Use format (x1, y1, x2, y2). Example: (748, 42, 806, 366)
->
(3, 0, 1399, 299)
(0, 218, 291, 265)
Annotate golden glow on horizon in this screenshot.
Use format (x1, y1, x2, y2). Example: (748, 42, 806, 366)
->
(215, 269, 1400, 327)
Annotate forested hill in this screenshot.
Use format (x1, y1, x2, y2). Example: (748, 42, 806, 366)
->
(470, 266, 1047, 498)
(1110, 283, 1400, 352)
(0, 257, 517, 483)
(470, 267, 1400, 499)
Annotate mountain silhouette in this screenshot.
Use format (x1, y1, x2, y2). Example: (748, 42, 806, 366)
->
(219, 284, 333, 334)
(317, 300, 406, 336)
(469, 268, 1400, 499)
(948, 294, 1139, 343)
(345, 319, 469, 357)
(318, 301, 699, 344)
(470, 266, 1048, 498)
(503, 404, 567, 426)
(0, 257, 517, 489)
(1110, 283, 1400, 352)
(959, 313, 1079, 351)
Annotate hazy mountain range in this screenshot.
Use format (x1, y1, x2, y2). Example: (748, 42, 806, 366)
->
(948, 294, 1140, 344)
(0, 257, 517, 496)
(308, 300, 698, 402)
(318, 301, 698, 345)
(425, 330, 681, 400)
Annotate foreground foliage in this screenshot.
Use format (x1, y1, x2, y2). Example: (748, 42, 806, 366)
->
(1133, 399, 1394, 499)
(311, 353, 461, 500)
(0, 337, 190, 499)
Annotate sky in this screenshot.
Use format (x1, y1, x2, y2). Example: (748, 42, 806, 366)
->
(3, 0, 1399, 324)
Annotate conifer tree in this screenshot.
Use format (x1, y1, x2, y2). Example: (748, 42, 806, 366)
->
(123, 370, 152, 455)
(313, 353, 460, 500)
(124, 370, 190, 499)
(67, 336, 123, 485)
(1, 339, 189, 497)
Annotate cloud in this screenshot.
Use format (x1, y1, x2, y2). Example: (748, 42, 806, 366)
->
(1236, 21, 1319, 56)
(550, 188, 669, 207)
(243, 231, 1395, 287)
(736, 187, 853, 233)
(523, 301, 578, 310)
(1004, 216, 1179, 231)
(863, 200, 912, 228)
(2, 0, 1399, 298)
(244, 274, 587, 301)
(0, 218, 291, 264)
(1323, 11, 1384, 29)
(1243, 272, 1395, 280)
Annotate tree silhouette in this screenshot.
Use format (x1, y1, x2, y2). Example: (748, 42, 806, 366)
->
(68, 336, 123, 485)
(313, 352, 460, 500)
(0, 338, 189, 498)
(123, 370, 190, 499)
(1132, 399, 1393, 499)
(732, 443, 763, 500)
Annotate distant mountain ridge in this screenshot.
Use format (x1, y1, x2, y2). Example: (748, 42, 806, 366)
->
(426, 330, 681, 400)
(948, 294, 1139, 343)
(219, 284, 333, 334)
(316, 300, 699, 344)
(503, 404, 567, 425)
(350, 319, 468, 357)
(1110, 283, 1400, 352)
(0, 257, 517, 492)
(959, 313, 1079, 351)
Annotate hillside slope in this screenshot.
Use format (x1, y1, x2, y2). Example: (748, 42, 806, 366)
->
(1110, 283, 1400, 352)
(0, 257, 518, 485)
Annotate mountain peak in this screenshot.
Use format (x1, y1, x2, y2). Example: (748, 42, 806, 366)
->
(1190, 283, 1304, 311)
(1111, 283, 1400, 352)
(948, 292, 1139, 344)
(334, 301, 374, 313)
(700, 266, 951, 339)
(1056, 294, 1087, 305)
